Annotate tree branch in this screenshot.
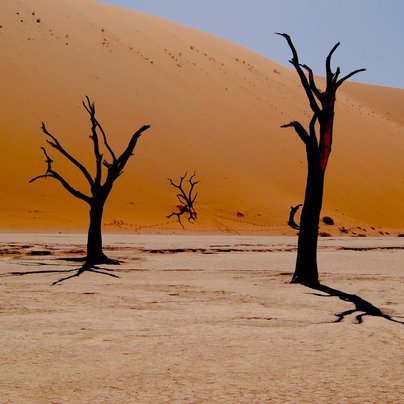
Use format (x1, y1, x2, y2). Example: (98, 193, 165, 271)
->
(288, 204, 302, 230)
(83, 95, 117, 166)
(41, 122, 94, 187)
(332, 67, 341, 85)
(187, 171, 199, 204)
(30, 147, 91, 204)
(83, 96, 102, 187)
(325, 43, 365, 90)
(300, 64, 322, 101)
(309, 113, 318, 146)
(281, 121, 311, 145)
(276, 33, 320, 114)
(95, 117, 117, 163)
(336, 68, 366, 89)
(114, 125, 151, 174)
(326, 42, 340, 91)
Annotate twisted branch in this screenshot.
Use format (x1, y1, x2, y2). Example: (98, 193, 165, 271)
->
(336, 68, 366, 89)
(30, 147, 91, 203)
(300, 64, 322, 102)
(41, 122, 94, 187)
(85, 97, 117, 163)
(82, 97, 102, 187)
(281, 121, 311, 145)
(288, 204, 302, 230)
(275, 32, 321, 114)
(326, 42, 341, 91)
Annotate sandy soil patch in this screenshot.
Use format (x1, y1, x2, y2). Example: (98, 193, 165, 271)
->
(0, 234, 403, 403)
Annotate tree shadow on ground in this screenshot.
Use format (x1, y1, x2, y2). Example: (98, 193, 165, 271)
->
(1, 258, 120, 286)
(307, 283, 404, 324)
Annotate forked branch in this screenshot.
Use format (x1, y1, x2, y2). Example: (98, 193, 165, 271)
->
(300, 64, 322, 101)
(167, 171, 199, 228)
(326, 42, 340, 90)
(41, 122, 94, 187)
(336, 68, 366, 89)
(30, 147, 91, 203)
(82, 97, 103, 186)
(277, 33, 365, 106)
(275, 32, 321, 114)
(82, 96, 117, 164)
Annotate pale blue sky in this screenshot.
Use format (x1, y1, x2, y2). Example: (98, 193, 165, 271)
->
(99, 0, 404, 88)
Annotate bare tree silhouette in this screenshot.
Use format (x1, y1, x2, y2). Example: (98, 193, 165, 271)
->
(167, 171, 199, 228)
(277, 33, 365, 286)
(30, 96, 150, 280)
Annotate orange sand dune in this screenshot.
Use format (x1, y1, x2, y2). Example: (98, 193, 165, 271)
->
(1, 0, 403, 234)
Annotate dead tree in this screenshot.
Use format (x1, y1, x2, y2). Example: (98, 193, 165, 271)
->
(31, 96, 150, 271)
(167, 171, 199, 228)
(277, 33, 365, 286)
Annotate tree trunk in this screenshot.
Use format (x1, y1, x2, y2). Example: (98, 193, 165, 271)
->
(291, 163, 325, 286)
(86, 199, 108, 265)
(276, 33, 365, 286)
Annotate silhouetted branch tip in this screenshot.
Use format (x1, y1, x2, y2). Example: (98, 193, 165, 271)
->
(280, 123, 292, 128)
(138, 125, 151, 133)
(281, 121, 311, 145)
(336, 68, 366, 88)
(275, 32, 290, 40)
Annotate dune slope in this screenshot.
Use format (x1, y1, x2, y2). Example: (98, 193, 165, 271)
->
(0, 0, 403, 234)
